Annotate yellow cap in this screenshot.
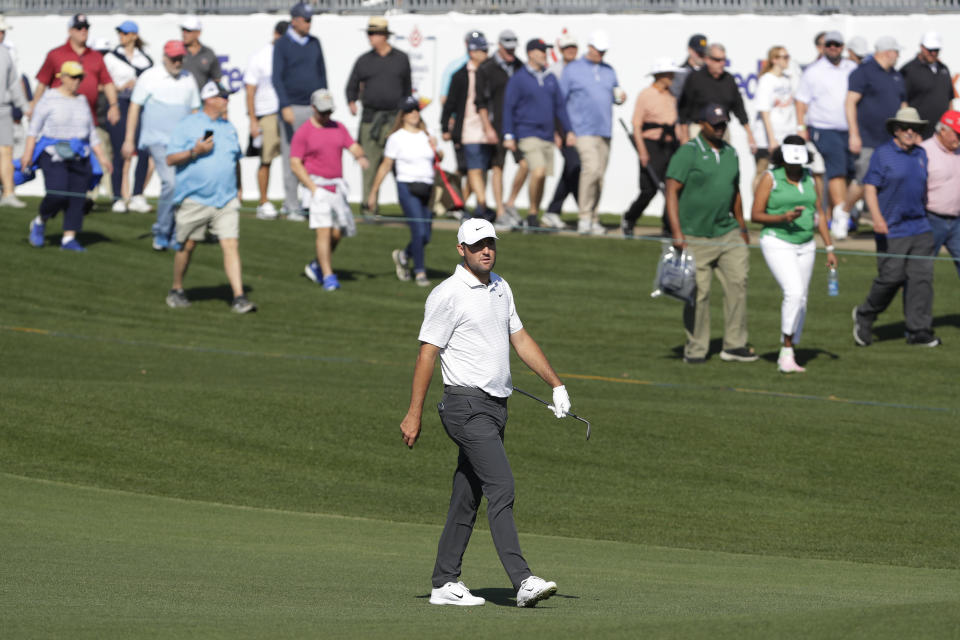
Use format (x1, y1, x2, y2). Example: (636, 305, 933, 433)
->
(57, 60, 84, 78)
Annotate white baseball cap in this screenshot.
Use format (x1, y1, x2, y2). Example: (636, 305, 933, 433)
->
(200, 80, 229, 100)
(587, 29, 611, 53)
(180, 15, 202, 31)
(847, 36, 869, 58)
(311, 88, 334, 112)
(874, 35, 901, 53)
(921, 31, 943, 50)
(457, 218, 498, 245)
(557, 32, 577, 49)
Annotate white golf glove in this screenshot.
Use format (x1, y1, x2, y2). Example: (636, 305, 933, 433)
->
(548, 385, 571, 419)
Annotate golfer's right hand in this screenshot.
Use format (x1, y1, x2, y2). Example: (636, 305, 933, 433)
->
(400, 414, 421, 449)
(672, 234, 687, 250)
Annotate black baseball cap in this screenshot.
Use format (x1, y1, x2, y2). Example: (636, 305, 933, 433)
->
(688, 34, 707, 56)
(69, 14, 91, 30)
(700, 103, 729, 125)
(526, 38, 552, 53)
(399, 95, 420, 112)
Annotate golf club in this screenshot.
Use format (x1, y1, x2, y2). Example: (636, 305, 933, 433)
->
(512, 386, 592, 441)
(619, 117, 665, 194)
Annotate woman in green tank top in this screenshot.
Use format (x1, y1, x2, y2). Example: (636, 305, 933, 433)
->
(751, 135, 837, 373)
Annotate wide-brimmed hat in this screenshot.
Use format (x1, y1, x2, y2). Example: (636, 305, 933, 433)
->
(0, 15, 14, 32)
(886, 107, 927, 134)
(367, 16, 391, 35)
(649, 57, 682, 76)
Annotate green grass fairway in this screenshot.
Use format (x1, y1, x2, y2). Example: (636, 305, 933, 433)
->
(5, 473, 960, 639)
(2, 202, 959, 637)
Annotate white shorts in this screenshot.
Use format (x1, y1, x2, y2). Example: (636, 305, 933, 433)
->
(299, 179, 356, 237)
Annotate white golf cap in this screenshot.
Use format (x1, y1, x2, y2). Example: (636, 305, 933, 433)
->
(0, 15, 13, 31)
(649, 57, 682, 75)
(557, 32, 577, 49)
(587, 29, 611, 53)
(847, 36, 869, 58)
(457, 218, 498, 245)
(311, 88, 334, 112)
(180, 15, 202, 31)
(874, 35, 901, 52)
(199, 80, 229, 100)
(780, 143, 809, 165)
(921, 31, 943, 50)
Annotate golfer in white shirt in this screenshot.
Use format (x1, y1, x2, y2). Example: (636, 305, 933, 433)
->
(400, 218, 571, 608)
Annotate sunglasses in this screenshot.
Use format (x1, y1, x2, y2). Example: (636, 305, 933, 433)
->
(708, 56, 726, 62)
(825, 41, 844, 48)
(73, 25, 90, 31)
(926, 48, 940, 55)
(896, 125, 919, 133)
(168, 55, 184, 63)
(66, 74, 85, 81)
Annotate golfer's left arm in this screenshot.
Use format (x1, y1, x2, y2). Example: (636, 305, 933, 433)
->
(401, 342, 440, 449)
(510, 329, 570, 417)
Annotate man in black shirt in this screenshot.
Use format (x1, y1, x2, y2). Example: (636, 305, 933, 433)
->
(475, 30, 527, 227)
(678, 43, 756, 152)
(670, 33, 707, 102)
(346, 16, 412, 210)
(900, 32, 953, 139)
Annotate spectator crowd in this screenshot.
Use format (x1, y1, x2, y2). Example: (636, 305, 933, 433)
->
(1, 8, 957, 353)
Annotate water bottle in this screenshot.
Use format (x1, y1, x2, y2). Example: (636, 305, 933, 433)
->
(827, 267, 839, 297)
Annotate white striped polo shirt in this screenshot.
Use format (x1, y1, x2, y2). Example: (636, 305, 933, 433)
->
(418, 264, 523, 398)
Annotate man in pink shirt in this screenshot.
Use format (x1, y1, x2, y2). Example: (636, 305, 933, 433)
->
(289, 89, 369, 291)
(921, 110, 960, 278)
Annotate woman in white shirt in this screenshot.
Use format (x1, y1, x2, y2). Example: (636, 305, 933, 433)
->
(368, 96, 438, 287)
(752, 46, 797, 190)
(104, 20, 154, 213)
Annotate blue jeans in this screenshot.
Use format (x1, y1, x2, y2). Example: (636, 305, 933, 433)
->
(928, 211, 960, 278)
(396, 182, 433, 274)
(147, 143, 176, 241)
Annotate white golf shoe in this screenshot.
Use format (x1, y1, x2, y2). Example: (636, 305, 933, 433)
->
(429, 581, 485, 606)
(516, 575, 557, 607)
(128, 195, 152, 213)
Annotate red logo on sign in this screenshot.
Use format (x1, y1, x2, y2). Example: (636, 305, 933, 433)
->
(409, 27, 422, 48)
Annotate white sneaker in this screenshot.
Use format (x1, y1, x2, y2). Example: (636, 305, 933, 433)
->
(286, 211, 307, 222)
(503, 204, 523, 225)
(0, 194, 27, 208)
(391, 249, 411, 281)
(111, 199, 128, 213)
(429, 581, 485, 606)
(590, 221, 607, 236)
(831, 204, 849, 240)
(256, 202, 278, 220)
(516, 575, 557, 608)
(577, 219, 592, 235)
(777, 348, 806, 373)
(541, 212, 565, 229)
(128, 195, 152, 213)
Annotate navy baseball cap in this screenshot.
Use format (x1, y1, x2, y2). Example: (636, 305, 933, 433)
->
(467, 31, 488, 51)
(399, 95, 420, 112)
(291, 2, 314, 19)
(526, 38, 552, 53)
(688, 34, 707, 56)
(700, 103, 729, 125)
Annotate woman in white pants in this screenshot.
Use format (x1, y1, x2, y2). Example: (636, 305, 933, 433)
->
(752, 135, 837, 372)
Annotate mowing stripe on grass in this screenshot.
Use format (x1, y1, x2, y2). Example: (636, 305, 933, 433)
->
(4, 323, 955, 415)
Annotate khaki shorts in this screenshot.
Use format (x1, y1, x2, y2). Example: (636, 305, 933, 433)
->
(259, 113, 281, 165)
(175, 197, 240, 244)
(518, 137, 554, 175)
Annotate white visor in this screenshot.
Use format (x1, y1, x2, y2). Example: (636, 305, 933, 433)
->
(781, 144, 809, 165)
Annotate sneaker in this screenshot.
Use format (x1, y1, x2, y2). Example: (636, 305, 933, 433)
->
(516, 575, 557, 608)
(504, 203, 522, 225)
(620, 217, 635, 237)
(590, 221, 607, 236)
(165, 288, 190, 308)
(111, 199, 128, 213)
(522, 214, 540, 234)
(128, 195, 152, 213)
(60, 238, 86, 252)
(831, 204, 849, 241)
(152, 236, 169, 251)
(777, 349, 806, 373)
(906, 332, 942, 347)
(577, 219, 593, 235)
(391, 249, 411, 281)
(304, 260, 322, 284)
(429, 581, 485, 606)
(256, 202, 278, 220)
(322, 273, 340, 291)
(683, 355, 706, 364)
(541, 212, 565, 229)
(286, 210, 307, 222)
(1, 194, 27, 208)
(230, 295, 257, 314)
(29, 219, 45, 247)
(719, 346, 759, 362)
(852, 306, 872, 347)
(494, 218, 514, 232)
(415, 272, 430, 287)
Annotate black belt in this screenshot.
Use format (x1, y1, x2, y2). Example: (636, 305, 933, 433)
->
(927, 211, 957, 220)
(444, 385, 508, 405)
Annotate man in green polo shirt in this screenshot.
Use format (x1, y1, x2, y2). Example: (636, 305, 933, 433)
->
(665, 103, 756, 364)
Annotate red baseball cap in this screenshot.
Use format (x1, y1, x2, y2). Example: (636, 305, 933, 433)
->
(163, 40, 186, 57)
(940, 110, 960, 135)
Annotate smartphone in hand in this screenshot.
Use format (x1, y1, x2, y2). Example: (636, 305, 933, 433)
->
(204, 129, 214, 140)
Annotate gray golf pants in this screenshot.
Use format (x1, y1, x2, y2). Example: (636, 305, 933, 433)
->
(431, 387, 531, 591)
(857, 232, 935, 336)
(279, 104, 314, 214)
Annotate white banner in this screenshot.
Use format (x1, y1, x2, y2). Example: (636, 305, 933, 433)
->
(7, 12, 959, 216)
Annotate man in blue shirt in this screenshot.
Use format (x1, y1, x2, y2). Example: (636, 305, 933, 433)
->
(837, 36, 907, 237)
(561, 30, 625, 235)
(853, 107, 938, 347)
(502, 39, 574, 229)
(273, 1, 326, 219)
(164, 81, 255, 315)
